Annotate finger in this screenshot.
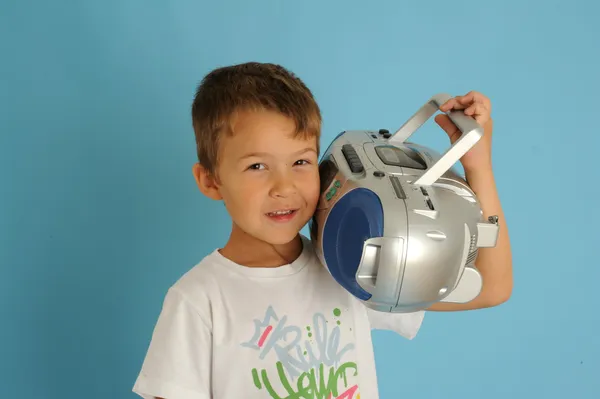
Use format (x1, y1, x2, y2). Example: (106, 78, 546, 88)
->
(458, 91, 476, 105)
(461, 91, 491, 112)
(464, 102, 490, 124)
(441, 93, 476, 111)
(439, 98, 458, 112)
(434, 114, 461, 143)
(464, 102, 486, 116)
(451, 94, 490, 115)
(440, 97, 469, 112)
(440, 91, 491, 115)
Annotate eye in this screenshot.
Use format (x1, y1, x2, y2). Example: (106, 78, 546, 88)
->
(294, 159, 311, 166)
(247, 163, 265, 171)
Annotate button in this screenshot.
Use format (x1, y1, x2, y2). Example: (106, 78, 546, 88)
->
(379, 129, 389, 134)
(389, 175, 407, 199)
(373, 171, 385, 177)
(426, 198, 434, 210)
(334, 180, 341, 188)
(326, 186, 338, 201)
(383, 133, 391, 139)
(341, 144, 364, 173)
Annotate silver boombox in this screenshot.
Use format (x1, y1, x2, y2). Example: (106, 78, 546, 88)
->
(310, 93, 500, 313)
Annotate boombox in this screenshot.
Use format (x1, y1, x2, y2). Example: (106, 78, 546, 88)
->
(309, 93, 499, 313)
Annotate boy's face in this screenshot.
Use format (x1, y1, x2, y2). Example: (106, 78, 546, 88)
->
(195, 109, 321, 245)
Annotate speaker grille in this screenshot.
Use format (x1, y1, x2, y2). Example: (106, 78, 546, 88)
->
(466, 234, 478, 265)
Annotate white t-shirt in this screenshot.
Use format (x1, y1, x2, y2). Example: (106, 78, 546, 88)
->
(132, 235, 425, 399)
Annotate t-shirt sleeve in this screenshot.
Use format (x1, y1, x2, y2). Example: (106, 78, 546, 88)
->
(132, 287, 212, 399)
(366, 308, 425, 340)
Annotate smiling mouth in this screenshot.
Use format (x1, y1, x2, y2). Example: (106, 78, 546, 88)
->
(265, 208, 300, 222)
(266, 209, 297, 217)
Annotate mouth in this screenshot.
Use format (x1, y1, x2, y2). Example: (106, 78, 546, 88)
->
(265, 208, 299, 222)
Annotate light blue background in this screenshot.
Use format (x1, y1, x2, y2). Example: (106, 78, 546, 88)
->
(2, 0, 599, 398)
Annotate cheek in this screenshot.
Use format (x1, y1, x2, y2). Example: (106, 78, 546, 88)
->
(301, 171, 321, 205)
(224, 178, 264, 206)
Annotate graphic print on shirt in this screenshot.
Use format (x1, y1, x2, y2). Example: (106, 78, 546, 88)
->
(241, 305, 360, 399)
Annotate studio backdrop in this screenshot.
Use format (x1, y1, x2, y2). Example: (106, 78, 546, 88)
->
(1, 0, 599, 398)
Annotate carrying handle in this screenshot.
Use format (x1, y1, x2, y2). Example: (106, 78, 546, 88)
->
(388, 93, 484, 186)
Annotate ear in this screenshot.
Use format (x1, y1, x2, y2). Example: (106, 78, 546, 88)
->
(192, 163, 223, 200)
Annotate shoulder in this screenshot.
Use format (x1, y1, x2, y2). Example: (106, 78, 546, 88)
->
(158, 250, 224, 329)
(171, 250, 221, 298)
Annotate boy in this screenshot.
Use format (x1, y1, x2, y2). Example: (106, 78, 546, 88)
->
(132, 62, 513, 399)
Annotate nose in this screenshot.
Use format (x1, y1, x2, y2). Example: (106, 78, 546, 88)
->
(270, 170, 297, 198)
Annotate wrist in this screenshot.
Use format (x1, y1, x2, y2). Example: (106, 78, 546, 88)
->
(464, 163, 493, 180)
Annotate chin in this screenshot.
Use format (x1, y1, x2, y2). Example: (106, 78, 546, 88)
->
(262, 230, 301, 246)
(250, 223, 301, 245)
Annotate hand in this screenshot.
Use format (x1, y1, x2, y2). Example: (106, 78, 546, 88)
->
(435, 91, 493, 172)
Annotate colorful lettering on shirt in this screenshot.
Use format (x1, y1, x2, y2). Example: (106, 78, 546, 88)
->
(242, 306, 360, 399)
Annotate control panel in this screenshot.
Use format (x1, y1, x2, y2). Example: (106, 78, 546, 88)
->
(341, 144, 365, 173)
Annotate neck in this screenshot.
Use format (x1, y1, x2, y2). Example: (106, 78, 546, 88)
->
(219, 223, 303, 267)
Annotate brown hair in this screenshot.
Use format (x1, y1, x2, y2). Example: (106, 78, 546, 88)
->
(191, 62, 322, 178)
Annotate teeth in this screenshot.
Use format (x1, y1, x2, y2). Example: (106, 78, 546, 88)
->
(269, 210, 293, 216)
